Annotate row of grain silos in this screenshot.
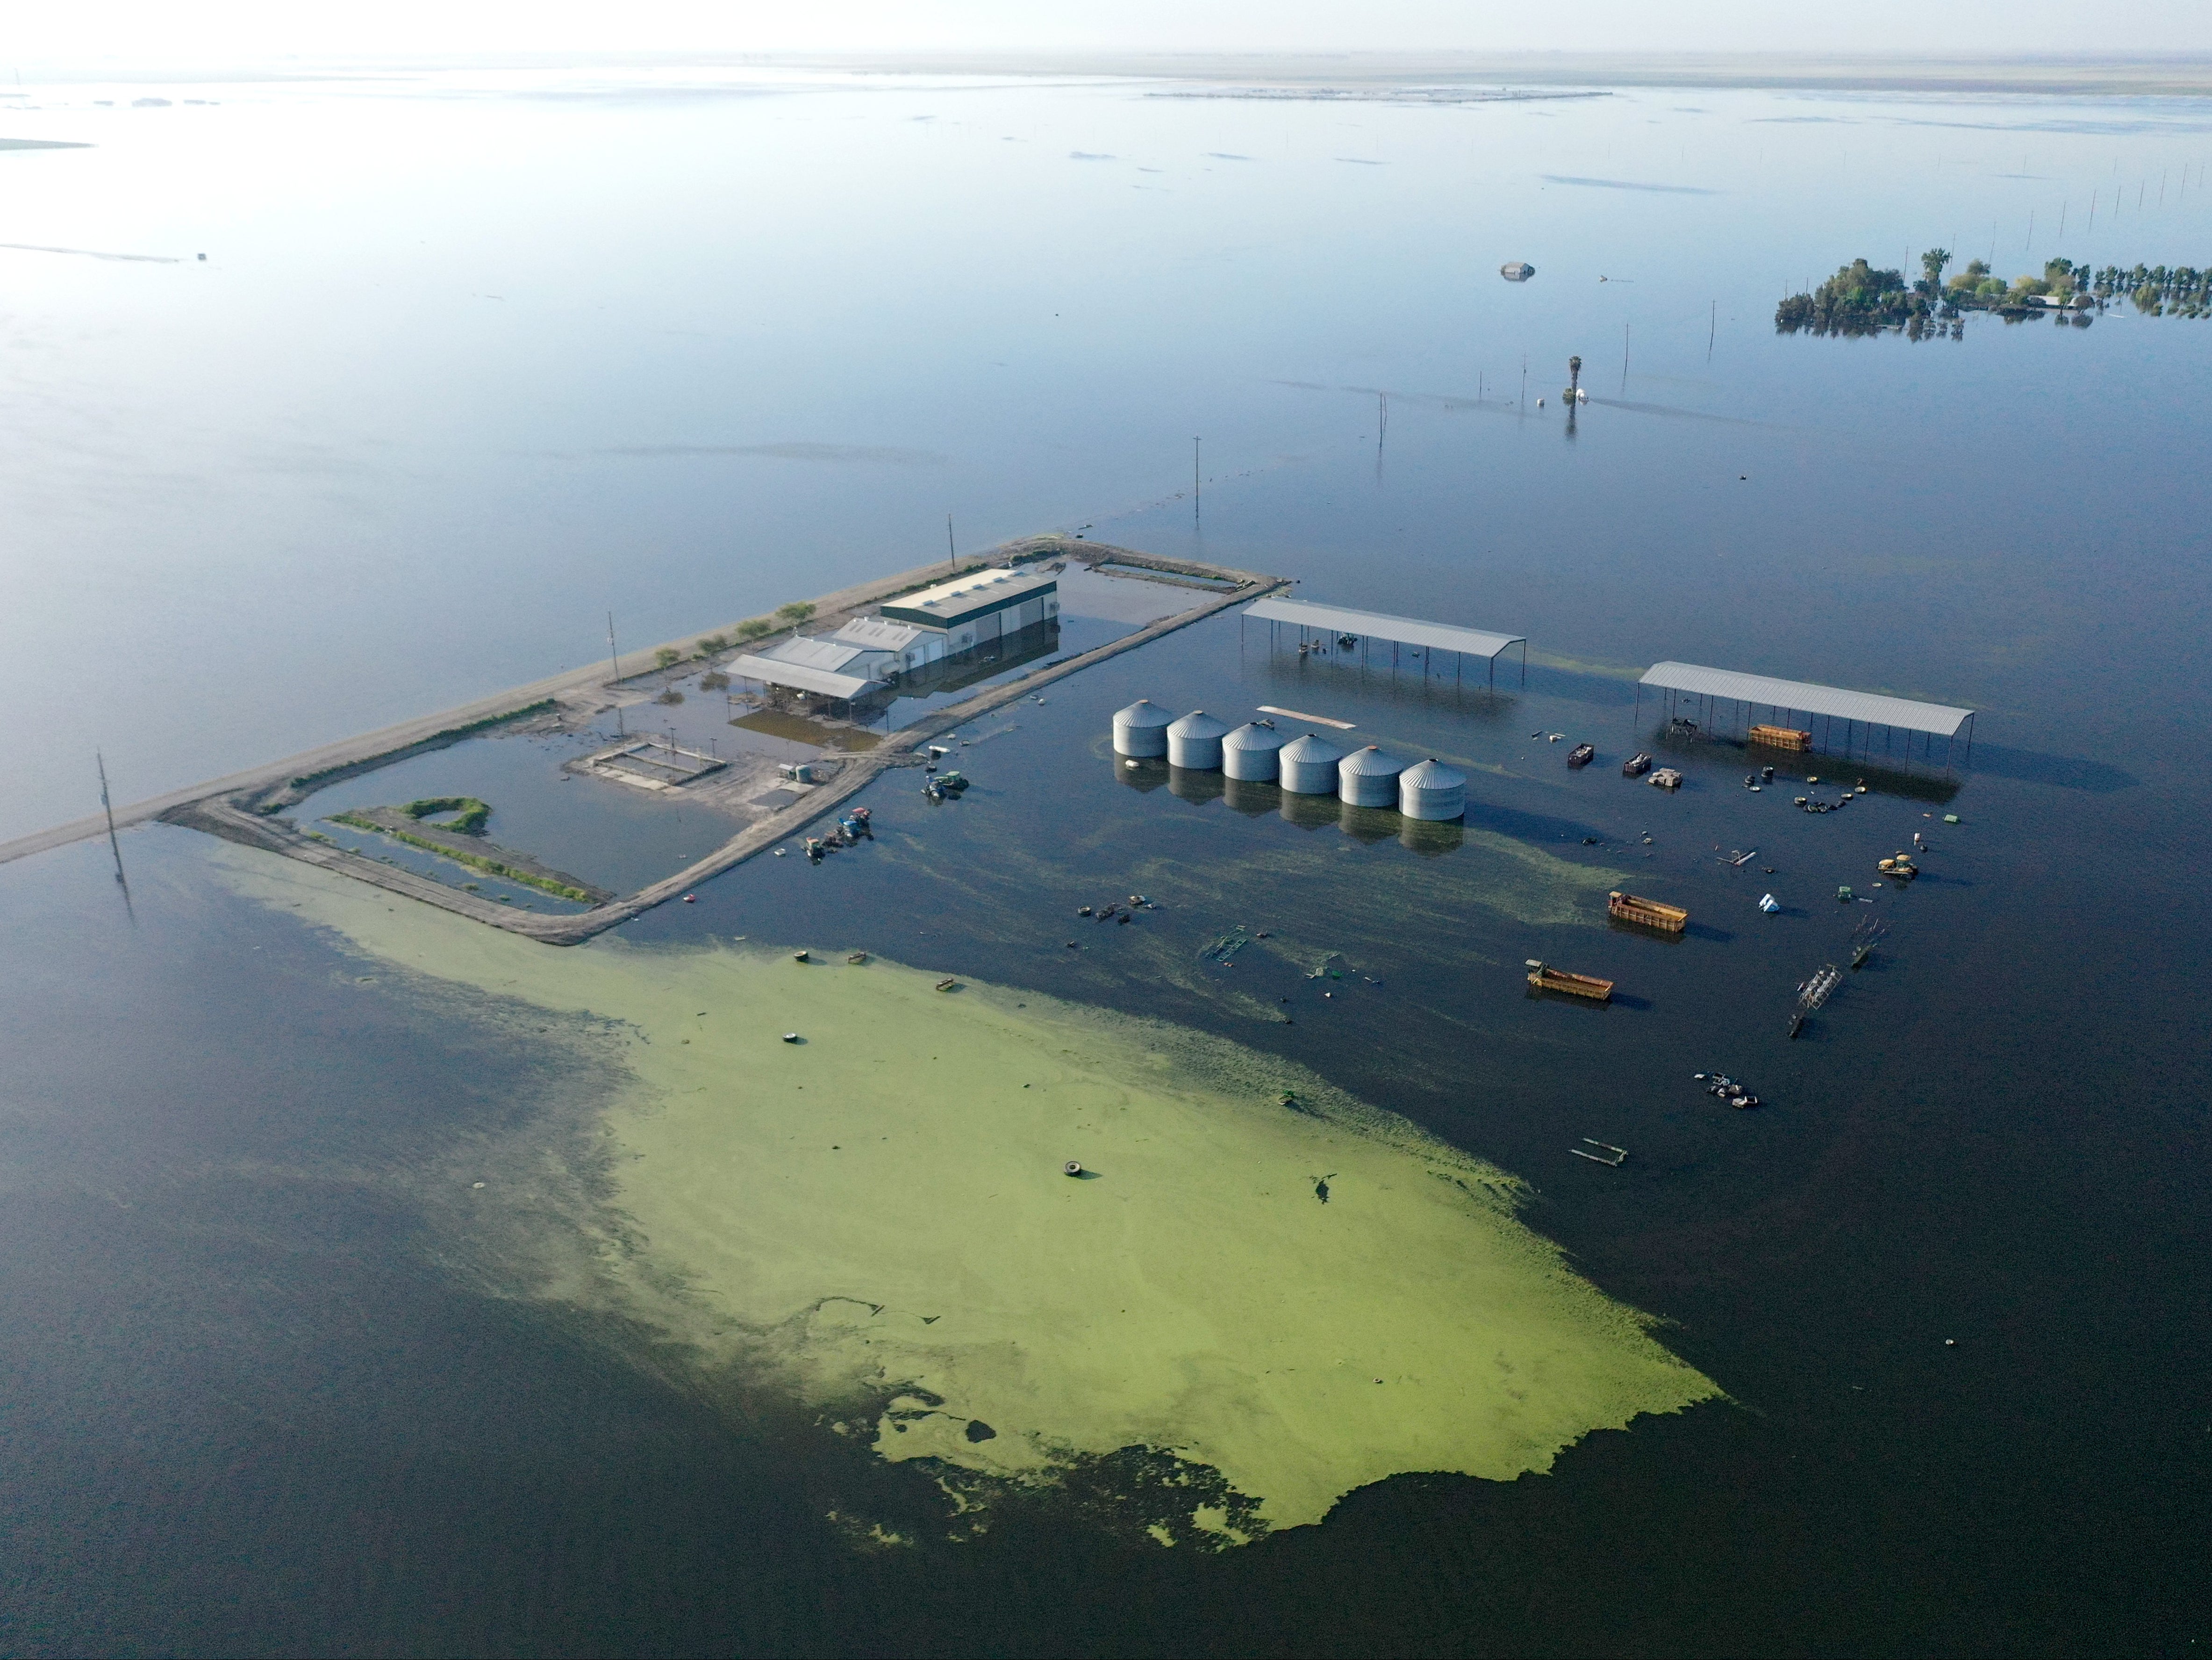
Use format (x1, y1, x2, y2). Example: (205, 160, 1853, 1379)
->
(1111, 700, 1467, 821)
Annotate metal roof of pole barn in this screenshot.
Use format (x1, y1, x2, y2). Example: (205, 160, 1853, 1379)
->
(1242, 597, 1525, 659)
(1639, 661, 1976, 738)
(727, 654, 882, 700)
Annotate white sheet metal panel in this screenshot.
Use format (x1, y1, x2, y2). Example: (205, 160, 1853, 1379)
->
(728, 654, 880, 700)
(1244, 596, 1524, 660)
(1639, 662, 1974, 738)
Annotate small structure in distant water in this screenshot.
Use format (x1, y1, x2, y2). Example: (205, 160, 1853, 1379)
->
(1500, 261, 1535, 282)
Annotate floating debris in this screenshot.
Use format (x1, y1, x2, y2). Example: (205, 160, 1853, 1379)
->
(1609, 891, 1689, 932)
(1202, 929, 1251, 964)
(1848, 917, 1888, 969)
(1694, 1071, 1762, 1110)
(1789, 963, 1844, 1038)
(1526, 960, 1615, 1002)
(1570, 1139, 1628, 1167)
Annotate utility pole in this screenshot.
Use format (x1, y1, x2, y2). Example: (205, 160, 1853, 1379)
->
(947, 513, 956, 569)
(96, 751, 125, 886)
(1193, 437, 1201, 519)
(607, 612, 624, 736)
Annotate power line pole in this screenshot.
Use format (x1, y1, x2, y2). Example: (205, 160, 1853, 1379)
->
(96, 750, 125, 886)
(947, 513, 956, 570)
(1193, 437, 1201, 520)
(607, 612, 624, 736)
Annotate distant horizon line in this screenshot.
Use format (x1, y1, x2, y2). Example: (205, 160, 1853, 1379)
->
(11, 48, 2212, 100)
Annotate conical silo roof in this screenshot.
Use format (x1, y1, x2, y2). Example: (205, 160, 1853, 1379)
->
(1338, 744, 1407, 778)
(1398, 758, 1464, 790)
(1278, 733, 1346, 766)
(1166, 710, 1232, 741)
(1220, 720, 1287, 753)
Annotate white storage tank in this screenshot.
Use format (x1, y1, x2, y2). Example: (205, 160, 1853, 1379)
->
(1112, 699, 1173, 758)
(1277, 733, 1346, 795)
(1337, 744, 1407, 808)
(1220, 720, 1287, 782)
(1166, 709, 1231, 770)
(1398, 758, 1467, 821)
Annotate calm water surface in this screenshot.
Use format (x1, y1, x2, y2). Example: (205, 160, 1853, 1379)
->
(0, 62, 2207, 1656)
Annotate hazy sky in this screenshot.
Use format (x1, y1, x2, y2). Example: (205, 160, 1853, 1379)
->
(11, 0, 2212, 68)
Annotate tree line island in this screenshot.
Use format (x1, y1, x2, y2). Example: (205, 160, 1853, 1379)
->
(1777, 250, 2212, 337)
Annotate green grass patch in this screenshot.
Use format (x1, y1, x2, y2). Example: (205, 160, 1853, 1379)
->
(328, 812, 594, 904)
(401, 796, 492, 835)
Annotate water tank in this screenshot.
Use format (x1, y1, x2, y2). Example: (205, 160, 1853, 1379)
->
(1112, 699, 1173, 758)
(1220, 721, 1287, 781)
(1166, 709, 1231, 770)
(1337, 744, 1406, 808)
(1398, 758, 1467, 821)
(1278, 733, 1346, 795)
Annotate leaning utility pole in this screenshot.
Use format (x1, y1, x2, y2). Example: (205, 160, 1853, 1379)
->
(96, 751, 125, 885)
(607, 612, 624, 736)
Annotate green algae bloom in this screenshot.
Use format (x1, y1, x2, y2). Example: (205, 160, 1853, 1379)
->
(220, 847, 1718, 1536)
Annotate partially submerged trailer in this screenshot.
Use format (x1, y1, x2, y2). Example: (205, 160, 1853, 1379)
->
(1608, 891, 1689, 933)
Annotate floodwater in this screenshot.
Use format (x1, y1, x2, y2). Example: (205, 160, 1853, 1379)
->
(1, 61, 2208, 1656)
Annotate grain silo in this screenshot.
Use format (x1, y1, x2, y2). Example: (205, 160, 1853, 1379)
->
(1337, 744, 1407, 808)
(1112, 699, 1173, 758)
(1277, 733, 1346, 795)
(1166, 709, 1231, 770)
(1220, 720, 1287, 781)
(1397, 758, 1467, 821)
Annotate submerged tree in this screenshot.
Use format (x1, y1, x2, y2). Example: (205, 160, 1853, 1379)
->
(1775, 258, 1924, 335)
